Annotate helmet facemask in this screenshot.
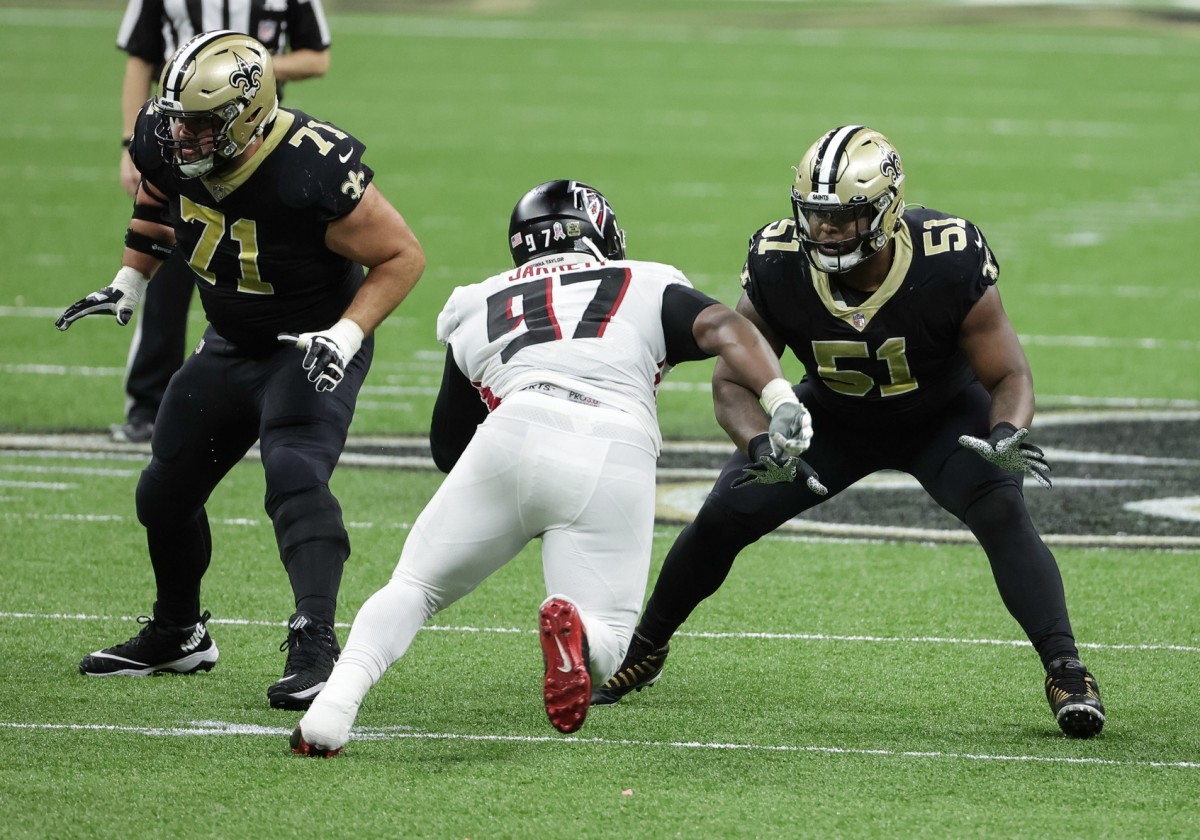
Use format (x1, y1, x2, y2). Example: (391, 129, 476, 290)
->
(154, 31, 278, 179)
(791, 125, 906, 274)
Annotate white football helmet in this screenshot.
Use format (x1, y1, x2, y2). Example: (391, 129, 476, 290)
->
(791, 125, 906, 273)
(154, 30, 278, 178)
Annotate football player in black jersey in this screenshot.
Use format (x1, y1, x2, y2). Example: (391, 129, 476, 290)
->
(111, 0, 334, 445)
(591, 125, 1105, 738)
(57, 31, 426, 711)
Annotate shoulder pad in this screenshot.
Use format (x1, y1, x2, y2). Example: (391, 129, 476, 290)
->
(744, 217, 806, 289)
(130, 102, 170, 188)
(278, 110, 375, 220)
(904, 208, 1000, 284)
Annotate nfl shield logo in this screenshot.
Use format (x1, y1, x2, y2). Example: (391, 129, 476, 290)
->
(852, 312, 866, 329)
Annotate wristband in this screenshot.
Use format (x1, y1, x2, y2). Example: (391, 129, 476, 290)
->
(747, 433, 773, 461)
(326, 317, 365, 360)
(759, 377, 799, 415)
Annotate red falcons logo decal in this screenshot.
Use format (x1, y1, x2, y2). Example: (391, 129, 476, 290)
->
(568, 181, 610, 236)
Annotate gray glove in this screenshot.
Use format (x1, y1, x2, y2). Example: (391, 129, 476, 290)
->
(767, 401, 812, 458)
(958, 422, 1052, 488)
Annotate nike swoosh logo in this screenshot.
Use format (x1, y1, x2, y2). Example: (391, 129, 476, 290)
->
(553, 636, 573, 673)
(338, 149, 353, 163)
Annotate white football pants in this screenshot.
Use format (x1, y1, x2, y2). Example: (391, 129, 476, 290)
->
(313, 390, 658, 724)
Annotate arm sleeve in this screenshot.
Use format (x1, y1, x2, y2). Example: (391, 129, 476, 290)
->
(429, 345, 490, 473)
(661, 283, 722, 365)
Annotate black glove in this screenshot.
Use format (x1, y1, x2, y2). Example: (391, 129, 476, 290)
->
(55, 267, 148, 331)
(731, 434, 828, 495)
(958, 422, 1052, 488)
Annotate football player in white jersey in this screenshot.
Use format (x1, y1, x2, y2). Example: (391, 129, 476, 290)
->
(291, 180, 817, 754)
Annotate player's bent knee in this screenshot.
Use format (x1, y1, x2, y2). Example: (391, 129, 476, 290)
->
(135, 465, 202, 528)
(963, 482, 1031, 536)
(270, 486, 349, 564)
(262, 443, 335, 503)
(690, 500, 763, 554)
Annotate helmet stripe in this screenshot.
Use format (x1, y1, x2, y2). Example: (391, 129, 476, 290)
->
(162, 29, 238, 100)
(813, 124, 865, 194)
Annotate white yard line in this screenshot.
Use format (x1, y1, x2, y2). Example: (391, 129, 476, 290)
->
(0, 719, 1195, 769)
(2, 611, 1196, 654)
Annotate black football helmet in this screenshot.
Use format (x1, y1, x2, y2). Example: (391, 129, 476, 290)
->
(508, 180, 627, 266)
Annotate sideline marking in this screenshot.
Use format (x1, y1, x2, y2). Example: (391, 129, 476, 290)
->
(1, 720, 1196, 770)
(4, 611, 1196, 654)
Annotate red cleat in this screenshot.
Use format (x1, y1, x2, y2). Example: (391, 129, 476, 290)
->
(289, 727, 343, 758)
(539, 596, 591, 734)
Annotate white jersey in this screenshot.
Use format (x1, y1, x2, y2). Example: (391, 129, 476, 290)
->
(436, 252, 693, 451)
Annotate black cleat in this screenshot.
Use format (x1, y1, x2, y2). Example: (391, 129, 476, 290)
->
(289, 726, 343, 758)
(79, 610, 217, 676)
(1045, 657, 1105, 738)
(109, 420, 154, 444)
(267, 611, 340, 711)
(590, 633, 669, 706)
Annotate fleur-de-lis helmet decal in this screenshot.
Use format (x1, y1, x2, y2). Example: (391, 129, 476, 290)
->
(229, 53, 264, 100)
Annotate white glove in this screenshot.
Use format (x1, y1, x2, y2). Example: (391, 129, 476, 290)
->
(760, 378, 812, 457)
(277, 317, 365, 393)
(55, 267, 149, 330)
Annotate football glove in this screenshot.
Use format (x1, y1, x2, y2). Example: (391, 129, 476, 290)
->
(958, 422, 1052, 488)
(759, 378, 812, 457)
(768, 401, 813, 458)
(731, 434, 829, 495)
(55, 267, 148, 331)
(277, 318, 364, 393)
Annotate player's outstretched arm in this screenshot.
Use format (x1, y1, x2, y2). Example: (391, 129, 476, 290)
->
(56, 180, 172, 331)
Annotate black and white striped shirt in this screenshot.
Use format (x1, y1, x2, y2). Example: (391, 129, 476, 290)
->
(117, 0, 331, 67)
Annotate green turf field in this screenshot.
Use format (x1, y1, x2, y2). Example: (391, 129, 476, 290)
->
(1, 2, 1199, 838)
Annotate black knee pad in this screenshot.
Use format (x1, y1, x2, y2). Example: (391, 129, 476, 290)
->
(135, 464, 199, 528)
(262, 442, 334, 505)
(270, 486, 349, 565)
(964, 483, 1030, 537)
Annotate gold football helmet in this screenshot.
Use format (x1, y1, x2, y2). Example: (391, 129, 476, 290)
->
(791, 125, 906, 273)
(154, 30, 278, 178)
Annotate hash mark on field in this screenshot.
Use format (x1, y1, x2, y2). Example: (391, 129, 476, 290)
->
(2, 611, 1197, 654)
(1, 720, 1196, 770)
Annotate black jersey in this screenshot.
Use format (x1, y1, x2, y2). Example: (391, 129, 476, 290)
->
(741, 207, 1000, 426)
(131, 105, 373, 355)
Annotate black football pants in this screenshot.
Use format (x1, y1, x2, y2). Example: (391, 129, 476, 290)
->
(134, 327, 373, 627)
(638, 382, 1079, 668)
